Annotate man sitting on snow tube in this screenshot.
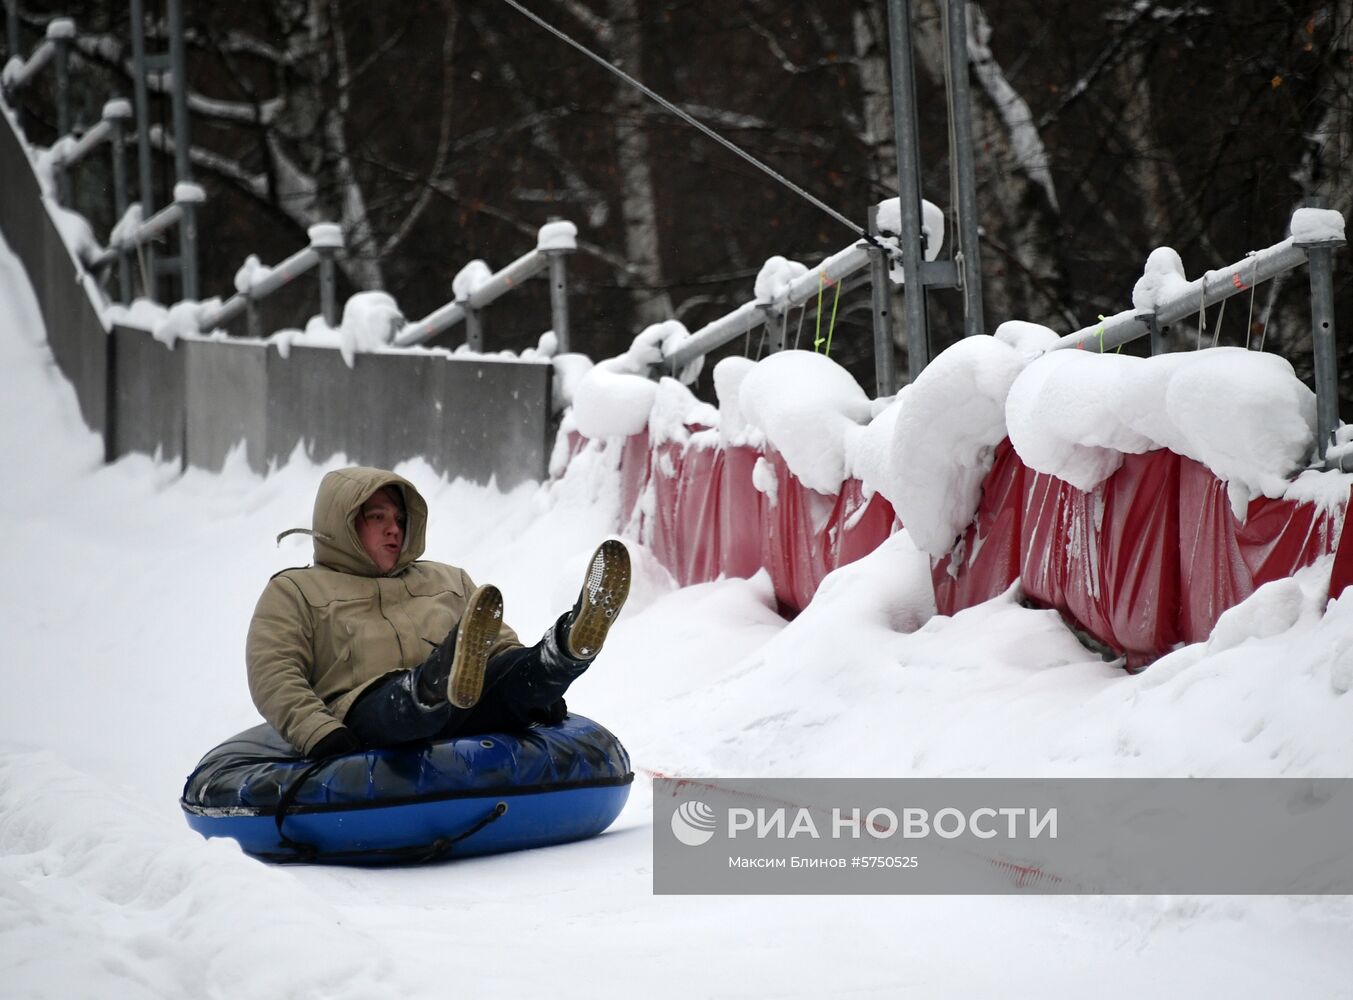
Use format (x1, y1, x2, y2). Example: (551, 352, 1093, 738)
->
(247, 466, 630, 759)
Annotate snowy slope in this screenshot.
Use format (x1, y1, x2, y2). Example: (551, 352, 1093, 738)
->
(2, 232, 1352, 998)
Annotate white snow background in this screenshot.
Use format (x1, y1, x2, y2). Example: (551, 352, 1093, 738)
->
(2, 230, 1352, 998)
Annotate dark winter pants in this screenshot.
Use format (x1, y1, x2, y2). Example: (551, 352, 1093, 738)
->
(343, 614, 589, 747)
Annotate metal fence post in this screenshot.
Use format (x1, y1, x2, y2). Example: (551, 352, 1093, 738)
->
(944, 0, 984, 338)
(1138, 312, 1165, 356)
(545, 249, 570, 353)
(886, 0, 930, 380)
(766, 309, 788, 354)
(109, 105, 132, 303)
(5, 0, 17, 62)
(1293, 197, 1347, 469)
(465, 307, 483, 352)
(1307, 243, 1341, 467)
(51, 19, 72, 204)
(130, 0, 156, 301)
(867, 205, 898, 396)
(317, 250, 338, 327)
(167, 0, 196, 300)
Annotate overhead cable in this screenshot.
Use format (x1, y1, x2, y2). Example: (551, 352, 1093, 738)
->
(499, 0, 872, 245)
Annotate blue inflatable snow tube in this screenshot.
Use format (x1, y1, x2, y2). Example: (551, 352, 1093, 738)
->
(180, 714, 632, 864)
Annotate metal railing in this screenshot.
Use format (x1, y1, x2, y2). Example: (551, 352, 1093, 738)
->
(395, 221, 576, 352)
(659, 198, 954, 396)
(196, 223, 344, 335)
(1055, 206, 1346, 467)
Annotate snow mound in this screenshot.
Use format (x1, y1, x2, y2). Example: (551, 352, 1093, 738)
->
(754, 255, 808, 302)
(738, 350, 872, 494)
(1132, 247, 1190, 313)
(0, 747, 398, 1000)
(452, 259, 492, 301)
(891, 335, 1027, 555)
(1008, 347, 1316, 514)
(572, 323, 709, 439)
(337, 291, 405, 367)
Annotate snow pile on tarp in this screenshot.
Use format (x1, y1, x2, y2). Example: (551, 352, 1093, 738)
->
(570, 321, 707, 439)
(889, 323, 1059, 554)
(736, 350, 874, 494)
(1007, 347, 1317, 517)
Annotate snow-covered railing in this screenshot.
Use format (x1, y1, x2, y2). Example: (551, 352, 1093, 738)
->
(92, 181, 204, 277)
(1, 17, 73, 99)
(197, 223, 344, 334)
(661, 198, 949, 395)
(1056, 206, 1347, 466)
(47, 97, 131, 171)
(394, 220, 576, 351)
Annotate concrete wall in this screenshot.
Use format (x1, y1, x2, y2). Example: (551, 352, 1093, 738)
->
(1, 105, 109, 449)
(2, 107, 556, 488)
(109, 326, 184, 464)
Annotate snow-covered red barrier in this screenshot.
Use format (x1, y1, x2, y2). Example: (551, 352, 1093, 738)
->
(573, 425, 1347, 667)
(609, 430, 897, 613)
(934, 439, 1347, 669)
(561, 315, 1353, 668)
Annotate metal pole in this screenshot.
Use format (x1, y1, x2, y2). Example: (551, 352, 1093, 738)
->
(5, 1, 17, 63)
(465, 308, 483, 352)
(944, 0, 984, 338)
(766, 310, 787, 354)
(317, 248, 338, 327)
(886, 0, 930, 380)
(53, 31, 71, 204)
(867, 205, 898, 396)
(167, 0, 197, 300)
(1307, 243, 1340, 466)
(129, 0, 155, 301)
(546, 250, 570, 353)
(1141, 312, 1165, 356)
(110, 113, 132, 302)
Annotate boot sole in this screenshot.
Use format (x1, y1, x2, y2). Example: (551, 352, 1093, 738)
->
(567, 540, 631, 660)
(449, 584, 503, 709)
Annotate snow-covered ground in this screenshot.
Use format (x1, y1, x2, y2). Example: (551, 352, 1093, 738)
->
(2, 230, 1352, 998)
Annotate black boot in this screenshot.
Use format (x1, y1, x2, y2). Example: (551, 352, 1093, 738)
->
(415, 584, 503, 708)
(560, 539, 631, 660)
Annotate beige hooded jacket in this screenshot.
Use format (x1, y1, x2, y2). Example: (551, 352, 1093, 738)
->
(246, 467, 522, 755)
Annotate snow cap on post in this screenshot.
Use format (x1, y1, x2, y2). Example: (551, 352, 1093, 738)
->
(537, 220, 577, 252)
(1290, 208, 1346, 247)
(307, 223, 344, 249)
(102, 99, 133, 121)
(173, 182, 206, 205)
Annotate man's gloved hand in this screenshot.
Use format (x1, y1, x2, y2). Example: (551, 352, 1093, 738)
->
(310, 726, 362, 760)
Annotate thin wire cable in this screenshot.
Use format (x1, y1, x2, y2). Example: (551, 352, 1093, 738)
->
(500, 0, 870, 244)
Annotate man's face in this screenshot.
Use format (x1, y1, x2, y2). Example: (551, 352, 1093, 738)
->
(356, 488, 405, 574)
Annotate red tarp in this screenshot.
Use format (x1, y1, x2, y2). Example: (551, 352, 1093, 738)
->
(936, 446, 1345, 668)
(584, 429, 1347, 667)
